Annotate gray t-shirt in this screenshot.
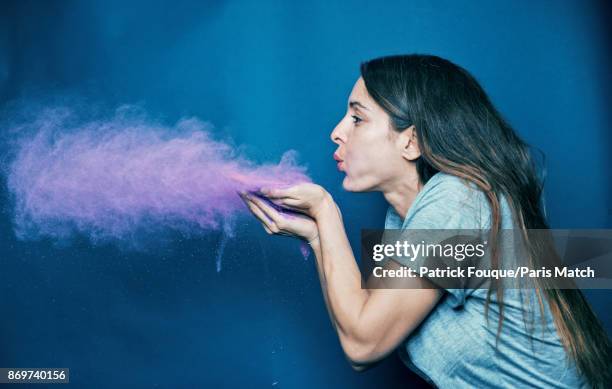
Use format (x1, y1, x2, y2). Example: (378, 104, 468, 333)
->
(384, 172, 586, 388)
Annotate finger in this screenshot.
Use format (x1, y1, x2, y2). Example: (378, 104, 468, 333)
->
(267, 200, 311, 217)
(274, 197, 308, 209)
(258, 186, 299, 199)
(265, 196, 304, 209)
(248, 207, 275, 235)
(241, 196, 278, 232)
(246, 196, 312, 238)
(246, 198, 297, 236)
(248, 195, 286, 228)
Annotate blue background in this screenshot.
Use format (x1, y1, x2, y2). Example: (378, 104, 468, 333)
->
(0, 1, 610, 387)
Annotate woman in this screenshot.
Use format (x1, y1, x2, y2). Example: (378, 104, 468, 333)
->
(240, 55, 611, 388)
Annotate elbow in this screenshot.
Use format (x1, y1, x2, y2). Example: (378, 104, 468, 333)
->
(342, 335, 379, 368)
(350, 362, 370, 372)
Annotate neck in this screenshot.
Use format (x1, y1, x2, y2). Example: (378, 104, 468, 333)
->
(382, 173, 423, 220)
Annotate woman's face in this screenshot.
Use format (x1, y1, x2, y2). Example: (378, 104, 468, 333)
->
(331, 77, 418, 192)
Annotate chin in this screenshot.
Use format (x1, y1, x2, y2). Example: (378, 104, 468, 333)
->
(341, 179, 355, 192)
(342, 176, 373, 192)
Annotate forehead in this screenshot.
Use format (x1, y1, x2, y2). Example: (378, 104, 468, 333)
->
(347, 77, 382, 115)
(349, 77, 370, 102)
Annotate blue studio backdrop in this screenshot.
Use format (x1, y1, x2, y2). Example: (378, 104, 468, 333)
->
(0, 1, 610, 387)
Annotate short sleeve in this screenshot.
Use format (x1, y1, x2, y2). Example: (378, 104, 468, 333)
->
(387, 174, 491, 308)
(404, 174, 486, 230)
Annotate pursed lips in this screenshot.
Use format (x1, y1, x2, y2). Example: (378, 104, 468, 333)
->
(333, 152, 344, 171)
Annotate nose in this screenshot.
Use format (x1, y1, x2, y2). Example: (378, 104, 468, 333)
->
(330, 117, 347, 146)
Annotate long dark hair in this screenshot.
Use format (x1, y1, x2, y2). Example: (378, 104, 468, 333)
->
(360, 54, 611, 388)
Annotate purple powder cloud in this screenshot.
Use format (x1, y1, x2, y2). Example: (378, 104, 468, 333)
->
(4, 106, 311, 254)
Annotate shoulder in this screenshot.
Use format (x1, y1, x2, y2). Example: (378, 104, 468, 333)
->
(417, 172, 487, 209)
(404, 172, 490, 229)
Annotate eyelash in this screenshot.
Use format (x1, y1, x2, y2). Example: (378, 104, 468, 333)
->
(351, 115, 363, 124)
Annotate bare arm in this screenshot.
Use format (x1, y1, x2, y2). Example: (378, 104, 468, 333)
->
(241, 187, 442, 368)
(309, 194, 442, 366)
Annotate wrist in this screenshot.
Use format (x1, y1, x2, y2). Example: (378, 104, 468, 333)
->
(307, 234, 320, 249)
(312, 192, 337, 221)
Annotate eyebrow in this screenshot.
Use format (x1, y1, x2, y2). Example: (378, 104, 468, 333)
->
(349, 100, 370, 111)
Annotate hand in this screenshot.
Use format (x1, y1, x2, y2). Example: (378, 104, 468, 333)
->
(258, 183, 332, 220)
(239, 192, 319, 244)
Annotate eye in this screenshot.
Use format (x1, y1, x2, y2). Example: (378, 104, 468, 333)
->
(351, 115, 363, 124)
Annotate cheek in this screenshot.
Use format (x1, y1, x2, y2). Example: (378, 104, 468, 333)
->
(343, 135, 396, 187)
(345, 148, 377, 174)
(345, 134, 391, 172)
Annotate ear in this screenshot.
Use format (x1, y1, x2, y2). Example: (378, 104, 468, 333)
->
(398, 125, 421, 161)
